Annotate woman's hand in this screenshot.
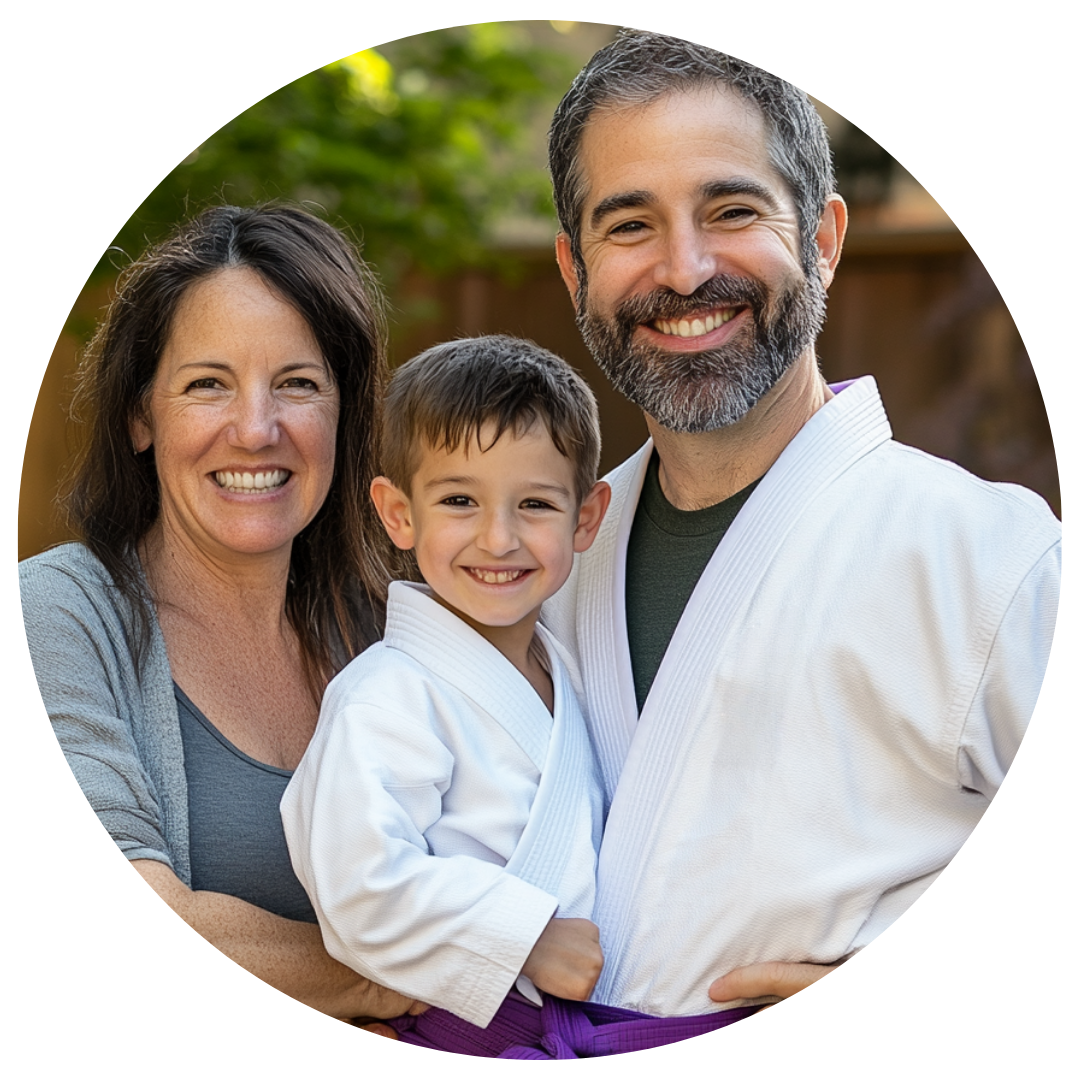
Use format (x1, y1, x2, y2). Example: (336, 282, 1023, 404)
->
(708, 961, 839, 1006)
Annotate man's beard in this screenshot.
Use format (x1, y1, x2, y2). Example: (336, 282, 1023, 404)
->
(575, 268, 828, 433)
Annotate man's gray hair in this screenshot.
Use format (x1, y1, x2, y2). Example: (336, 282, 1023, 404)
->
(548, 29, 836, 280)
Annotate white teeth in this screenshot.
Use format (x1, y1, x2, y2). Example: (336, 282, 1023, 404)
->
(470, 569, 526, 584)
(654, 308, 738, 338)
(215, 469, 289, 493)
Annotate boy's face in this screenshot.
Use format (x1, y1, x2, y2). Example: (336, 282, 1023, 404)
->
(372, 423, 609, 643)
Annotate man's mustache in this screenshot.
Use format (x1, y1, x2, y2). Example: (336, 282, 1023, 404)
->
(613, 274, 769, 327)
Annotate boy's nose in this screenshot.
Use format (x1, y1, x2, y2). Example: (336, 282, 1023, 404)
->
(476, 509, 520, 557)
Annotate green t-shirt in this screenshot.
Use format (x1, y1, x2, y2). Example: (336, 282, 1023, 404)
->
(625, 452, 760, 712)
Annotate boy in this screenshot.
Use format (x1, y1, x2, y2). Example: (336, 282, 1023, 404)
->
(283, 336, 757, 1056)
(283, 336, 610, 1036)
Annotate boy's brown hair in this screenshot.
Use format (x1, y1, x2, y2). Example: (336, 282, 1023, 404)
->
(382, 334, 601, 502)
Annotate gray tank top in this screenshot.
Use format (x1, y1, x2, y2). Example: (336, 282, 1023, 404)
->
(176, 684, 317, 923)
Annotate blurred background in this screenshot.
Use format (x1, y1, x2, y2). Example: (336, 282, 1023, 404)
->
(18, 20, 1059, 561)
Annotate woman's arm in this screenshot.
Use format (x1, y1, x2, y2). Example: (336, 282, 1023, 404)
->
(133, 859, 420, 1020)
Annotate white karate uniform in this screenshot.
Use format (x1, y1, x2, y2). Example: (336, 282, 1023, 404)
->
(542, 376, 1061, 1018)
(282, 582, 603, 1028)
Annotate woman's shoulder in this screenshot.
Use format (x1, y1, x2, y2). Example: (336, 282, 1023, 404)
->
(20, 542, 110, 597)
(19, 542, 146, 635)
(20, 542, 123, 605)
(21, 540, 105, 575)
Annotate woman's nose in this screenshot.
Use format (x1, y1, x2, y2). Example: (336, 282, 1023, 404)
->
(227, 391, 281, 450)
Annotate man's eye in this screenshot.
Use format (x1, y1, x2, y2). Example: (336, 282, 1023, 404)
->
(717, 206, 755, 222)
(609, 220, 647, 236)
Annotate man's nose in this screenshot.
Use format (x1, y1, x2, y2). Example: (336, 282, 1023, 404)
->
(652, 223, 718, 296)
(227, 391, 281, 450)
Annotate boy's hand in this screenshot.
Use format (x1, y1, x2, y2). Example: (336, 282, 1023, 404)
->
(521, 917, 603, 1001)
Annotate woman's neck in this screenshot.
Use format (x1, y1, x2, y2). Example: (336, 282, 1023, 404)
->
(140, 522, 293, 632)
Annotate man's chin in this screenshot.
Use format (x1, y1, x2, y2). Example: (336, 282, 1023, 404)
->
(635, 381, 762, 433)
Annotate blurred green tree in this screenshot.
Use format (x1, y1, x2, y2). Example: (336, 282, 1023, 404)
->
(96, 23, 574, 288)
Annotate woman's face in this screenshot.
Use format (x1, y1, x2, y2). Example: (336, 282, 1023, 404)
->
(132, 266, 340, 565)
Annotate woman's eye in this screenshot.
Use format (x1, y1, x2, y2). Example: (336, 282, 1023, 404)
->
(281, 377, 318, 390)
(186, 377, 220, 391)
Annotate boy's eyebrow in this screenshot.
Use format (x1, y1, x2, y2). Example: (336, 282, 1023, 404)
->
(422, 474, 478, 492)
(422, 476, 573, 498)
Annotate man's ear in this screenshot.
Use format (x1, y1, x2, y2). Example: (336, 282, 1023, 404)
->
(814, 194, 848, 289)
(555, 233, 581, 312)
(369, 476, 416, 551)
(573, 480, 612, 554)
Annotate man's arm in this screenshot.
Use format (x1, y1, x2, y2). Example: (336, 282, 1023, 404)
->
(958, 541, 1060, 796)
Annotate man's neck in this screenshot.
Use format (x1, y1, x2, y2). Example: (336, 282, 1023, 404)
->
(646, 351, 833, 510)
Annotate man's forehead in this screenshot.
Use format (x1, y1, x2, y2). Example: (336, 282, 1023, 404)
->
(575, 85, 777, 210)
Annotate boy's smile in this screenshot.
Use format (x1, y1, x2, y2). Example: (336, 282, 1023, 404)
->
(372, 423, 609, 662)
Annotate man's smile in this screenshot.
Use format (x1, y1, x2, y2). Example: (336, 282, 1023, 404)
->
(651, 306, 743, 339)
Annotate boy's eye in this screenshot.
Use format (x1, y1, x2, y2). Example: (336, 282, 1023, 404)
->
(521, 499, 555, 511)
(440, 495, 474, 507)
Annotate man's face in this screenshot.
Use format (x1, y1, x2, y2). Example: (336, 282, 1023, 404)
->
(557, 86, 831, 433)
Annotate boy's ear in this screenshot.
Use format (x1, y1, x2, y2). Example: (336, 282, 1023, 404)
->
(573, 480, 611, 554)
(370, 476, 416, 551)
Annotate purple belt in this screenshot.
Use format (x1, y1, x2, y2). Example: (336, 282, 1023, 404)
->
(388, 991, 757, 1058)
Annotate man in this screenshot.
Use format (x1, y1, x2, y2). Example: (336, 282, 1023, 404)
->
(541, 30, 1061, 1018)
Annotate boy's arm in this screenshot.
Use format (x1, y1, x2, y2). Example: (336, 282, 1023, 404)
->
(281, 693, 563, 1029)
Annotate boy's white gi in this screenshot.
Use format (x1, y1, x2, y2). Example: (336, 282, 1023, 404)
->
(282, 582, 603, 1028)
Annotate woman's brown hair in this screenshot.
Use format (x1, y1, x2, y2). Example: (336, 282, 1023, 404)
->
(65, 203, 394, 691)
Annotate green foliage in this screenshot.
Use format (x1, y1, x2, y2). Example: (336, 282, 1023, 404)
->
(97, 24, 574, 286)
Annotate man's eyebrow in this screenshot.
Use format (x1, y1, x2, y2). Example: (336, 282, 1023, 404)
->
(589, 190, 654, 230)
(700, 178, 781, 211)
(589, 178, 783, 231)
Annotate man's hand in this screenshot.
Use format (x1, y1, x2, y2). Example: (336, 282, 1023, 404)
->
(708, 961, 838, 1006)
(521, 917, 603, 1001)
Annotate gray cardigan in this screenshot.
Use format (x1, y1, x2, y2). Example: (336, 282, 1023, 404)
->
(20, 543, 192, 884)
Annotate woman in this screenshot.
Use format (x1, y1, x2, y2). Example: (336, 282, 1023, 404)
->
(20, 203, 417, 1020)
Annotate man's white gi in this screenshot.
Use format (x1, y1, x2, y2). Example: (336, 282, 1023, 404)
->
(543, 376, 1061, 1018)
(282, 582, 603, 1027)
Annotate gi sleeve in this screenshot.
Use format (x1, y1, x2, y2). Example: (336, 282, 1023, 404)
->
(281, 692, 558, 1028)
